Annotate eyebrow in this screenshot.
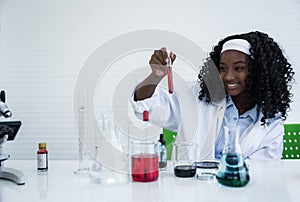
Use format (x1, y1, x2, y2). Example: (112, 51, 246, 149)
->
(220, 60, 247, 65)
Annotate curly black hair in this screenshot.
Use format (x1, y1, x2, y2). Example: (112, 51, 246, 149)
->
(198, 31, 294, 124)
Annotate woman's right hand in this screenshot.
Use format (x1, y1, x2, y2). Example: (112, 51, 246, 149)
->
(149, 47, 176, 79)
(134, 47, 176, 101)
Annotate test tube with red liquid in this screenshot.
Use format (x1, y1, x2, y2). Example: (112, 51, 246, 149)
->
(167, 55, 174, 94)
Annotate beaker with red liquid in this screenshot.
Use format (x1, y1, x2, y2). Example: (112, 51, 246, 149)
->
(131, 142, 159, 182)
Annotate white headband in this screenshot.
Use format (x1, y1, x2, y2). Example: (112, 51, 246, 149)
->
(221, 39, 251, 55)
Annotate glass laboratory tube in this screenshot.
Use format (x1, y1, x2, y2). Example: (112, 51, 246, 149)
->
(74, 103, 90, 175)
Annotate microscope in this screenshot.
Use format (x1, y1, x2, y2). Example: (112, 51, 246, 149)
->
(0, 90, 24, 185)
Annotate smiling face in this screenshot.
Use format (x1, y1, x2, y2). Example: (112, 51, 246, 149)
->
(219, 50, 250, 99)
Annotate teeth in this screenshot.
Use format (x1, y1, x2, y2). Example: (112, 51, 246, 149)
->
(227, 83, 238, 87)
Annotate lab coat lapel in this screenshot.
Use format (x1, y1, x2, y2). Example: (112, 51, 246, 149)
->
(200, 99, 226, 159)
(239, 113, 265, 158)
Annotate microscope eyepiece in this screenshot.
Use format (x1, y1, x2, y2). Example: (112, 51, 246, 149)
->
(0, 90, 5, 103)
(0, 91, 12, 118)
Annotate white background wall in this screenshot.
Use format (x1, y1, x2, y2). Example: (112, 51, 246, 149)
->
(1, 0, 300, 159)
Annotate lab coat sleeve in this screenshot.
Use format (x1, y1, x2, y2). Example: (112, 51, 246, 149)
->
(130, 86, 181, 132)
(246, 118, 284, 160)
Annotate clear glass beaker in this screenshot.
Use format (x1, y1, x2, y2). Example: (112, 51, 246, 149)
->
(216, 126, 250, 187)
(88, 112, 129, 185)
(173, 142, 197, 178)
(131, 142, 159, 182)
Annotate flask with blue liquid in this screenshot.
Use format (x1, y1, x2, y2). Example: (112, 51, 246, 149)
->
(216, 126, 250, 187)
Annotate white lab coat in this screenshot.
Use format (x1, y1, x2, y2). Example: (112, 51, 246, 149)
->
(131, 82, 284, 160)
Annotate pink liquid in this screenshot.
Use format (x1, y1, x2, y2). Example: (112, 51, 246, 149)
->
(131, 153, 159, 182)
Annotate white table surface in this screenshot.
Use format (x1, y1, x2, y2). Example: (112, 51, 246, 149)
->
(0, 160, 299, 202)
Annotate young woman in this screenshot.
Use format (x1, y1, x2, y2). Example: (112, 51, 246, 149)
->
(131, 31, 294, 160)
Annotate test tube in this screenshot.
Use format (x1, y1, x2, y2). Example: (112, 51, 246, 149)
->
(74, 93, 90, 175)
(167, 55, 173, 94)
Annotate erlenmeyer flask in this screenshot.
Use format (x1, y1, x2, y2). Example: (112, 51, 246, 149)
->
(216, 126, 250, 187)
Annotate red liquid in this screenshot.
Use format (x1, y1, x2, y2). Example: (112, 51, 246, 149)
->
(167, 67, 173, 94)
(37, 146, 48, 171)
(131, 153, 159, 182)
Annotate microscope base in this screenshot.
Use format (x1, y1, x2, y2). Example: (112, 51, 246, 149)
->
(0, 166, 25, 185)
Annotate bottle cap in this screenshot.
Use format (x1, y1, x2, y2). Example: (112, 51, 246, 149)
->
(143, 110, 149, 122)
(39, 143, 47, 149)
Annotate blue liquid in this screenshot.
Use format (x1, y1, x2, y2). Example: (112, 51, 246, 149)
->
(216, 153, 250, 187)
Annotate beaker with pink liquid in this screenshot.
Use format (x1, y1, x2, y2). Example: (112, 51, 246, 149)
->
(131, 142, 159, 182)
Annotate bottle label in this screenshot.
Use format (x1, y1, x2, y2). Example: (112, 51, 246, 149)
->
(37, 153, 48, 170)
